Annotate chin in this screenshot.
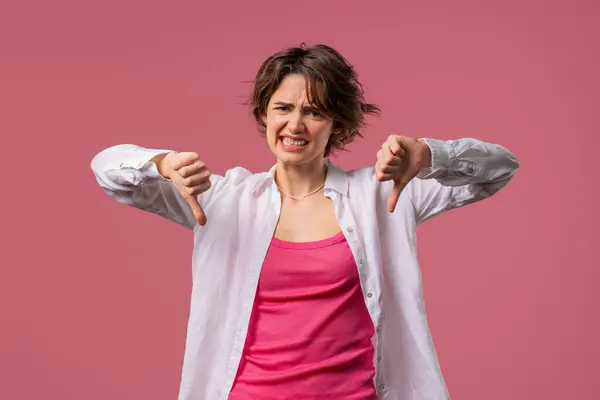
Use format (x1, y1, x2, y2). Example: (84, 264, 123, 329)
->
(271, 149, 316, 166)
(274, 151, 307, 165)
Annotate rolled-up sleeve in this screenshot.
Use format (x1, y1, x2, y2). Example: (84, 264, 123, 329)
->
(407, 138, 520, 223)
(91, 144, 197, 229)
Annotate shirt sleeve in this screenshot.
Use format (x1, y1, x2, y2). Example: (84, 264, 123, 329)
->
(91, 144, 199, 229)
(406, 138, 520, 224)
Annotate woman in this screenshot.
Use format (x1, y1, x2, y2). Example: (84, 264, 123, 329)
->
(91, 44, 519, 400)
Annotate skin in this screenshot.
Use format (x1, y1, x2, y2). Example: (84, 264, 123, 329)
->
(263, 74, 341, 241)
(153, 73, 432, 227)
(262, 73, 335, 196)
(376, 134, 433, 212)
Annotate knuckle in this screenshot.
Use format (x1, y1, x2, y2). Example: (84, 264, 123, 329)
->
(174, 170, 185, 180)
(174, 154, 186, 166)
(200, 179, 211, 191)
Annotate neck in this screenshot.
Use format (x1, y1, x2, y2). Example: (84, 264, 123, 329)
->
(274, 158, 328, 198)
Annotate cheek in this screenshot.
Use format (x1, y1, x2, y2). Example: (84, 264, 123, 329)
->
(311, 122, 334, 144)
(265, 115, 285, 136)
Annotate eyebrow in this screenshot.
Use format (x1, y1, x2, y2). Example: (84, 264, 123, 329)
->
(273, 101, 321, 111)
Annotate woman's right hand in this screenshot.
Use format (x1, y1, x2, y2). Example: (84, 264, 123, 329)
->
(153, 151, 212, 225)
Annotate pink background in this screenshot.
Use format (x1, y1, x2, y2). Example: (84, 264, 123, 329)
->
(1, 1, 598, 399)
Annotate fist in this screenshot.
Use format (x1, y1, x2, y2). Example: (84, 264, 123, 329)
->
(154, 151, 212, 225)
(375, 135, 432, 213)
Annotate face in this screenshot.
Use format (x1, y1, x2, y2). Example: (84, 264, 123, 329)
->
(262, 74, 335, 166)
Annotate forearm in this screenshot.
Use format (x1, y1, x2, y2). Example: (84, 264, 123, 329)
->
(91, 144, 172, 195)
(417, 138, 520, 190)
(406, 137, 519, 223)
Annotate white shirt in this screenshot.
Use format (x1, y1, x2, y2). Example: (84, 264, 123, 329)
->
(91, 138, 519, 400)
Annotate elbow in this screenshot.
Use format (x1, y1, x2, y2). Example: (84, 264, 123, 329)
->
(508, 152, 520, 173)
(499, 144, 520, 173)
(90, 144, 126, 177)
(90, 151, 103, 176)
(90, 146, 115, 175)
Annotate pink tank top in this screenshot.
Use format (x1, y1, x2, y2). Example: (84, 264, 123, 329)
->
(228, 231, 377, 400)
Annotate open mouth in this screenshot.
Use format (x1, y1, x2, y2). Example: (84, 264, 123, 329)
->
(281, 137, 308, 147)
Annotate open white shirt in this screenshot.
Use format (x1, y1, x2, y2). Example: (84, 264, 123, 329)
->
(91, 138, 519, 400)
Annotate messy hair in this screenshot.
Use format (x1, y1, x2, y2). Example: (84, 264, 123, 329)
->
(249, 43, 380, 157)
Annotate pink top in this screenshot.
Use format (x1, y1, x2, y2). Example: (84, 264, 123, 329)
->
(228, 231, 377, 400)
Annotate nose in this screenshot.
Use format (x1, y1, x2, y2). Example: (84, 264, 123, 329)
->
(286, 109, 305, 134)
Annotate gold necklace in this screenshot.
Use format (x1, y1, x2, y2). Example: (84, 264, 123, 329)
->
(276, 182, 325, 200)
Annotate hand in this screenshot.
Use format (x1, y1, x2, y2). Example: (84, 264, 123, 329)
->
(153, 152, 212, 225)
(375, 135, 432, 213)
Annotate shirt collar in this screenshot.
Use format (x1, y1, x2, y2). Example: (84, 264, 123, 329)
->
(252, 160, 349, 197)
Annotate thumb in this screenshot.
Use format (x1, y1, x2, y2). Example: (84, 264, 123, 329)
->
(387, 179, 407, 213)
(186, 196, 207, 226)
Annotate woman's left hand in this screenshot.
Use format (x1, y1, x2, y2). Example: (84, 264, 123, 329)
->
(375, 135, 432, 213)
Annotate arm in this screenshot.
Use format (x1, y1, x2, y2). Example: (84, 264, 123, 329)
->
(407, 138, 520, 223)
(90, 144, 201, 229)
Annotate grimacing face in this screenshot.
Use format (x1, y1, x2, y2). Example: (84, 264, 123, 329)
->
(262, 74, 336, 166)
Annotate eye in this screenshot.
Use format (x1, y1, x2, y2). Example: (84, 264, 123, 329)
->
(274, 106, 290, 112)
(307, 109, 324, 118)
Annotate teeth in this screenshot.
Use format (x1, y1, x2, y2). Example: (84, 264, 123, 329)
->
(282, 137, 308, 146)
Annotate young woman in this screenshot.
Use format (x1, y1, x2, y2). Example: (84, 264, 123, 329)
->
(91, 44, 519, 400)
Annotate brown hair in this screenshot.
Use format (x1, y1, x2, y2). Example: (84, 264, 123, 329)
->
(249, 43, 380, 157)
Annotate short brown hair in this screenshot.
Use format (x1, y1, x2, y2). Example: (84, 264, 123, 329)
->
(249, 43, 380, 157)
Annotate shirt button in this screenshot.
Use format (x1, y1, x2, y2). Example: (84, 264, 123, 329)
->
(346, 227, 353, 233)
(359, 258, 364, 265)
(367, 292, 373, 298)
(467, 166, 474, 173)
(119, 162, 124, 167)
(378, 384, 385, 391)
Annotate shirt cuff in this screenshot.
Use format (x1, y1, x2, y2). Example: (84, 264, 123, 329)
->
(113, 148, 173, 182)
(417, 138, 451, 178)
(421, 138, 451, 169)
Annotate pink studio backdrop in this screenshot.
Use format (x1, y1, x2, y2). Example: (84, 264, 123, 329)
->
(1, 1, 598, 399)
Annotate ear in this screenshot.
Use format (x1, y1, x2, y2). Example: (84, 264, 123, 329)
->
(260, 113, 267, 126)
(331, 122, 343, 135)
